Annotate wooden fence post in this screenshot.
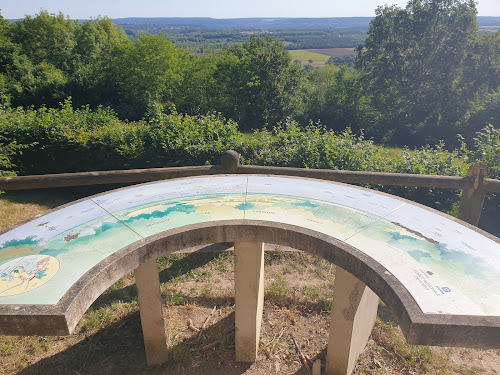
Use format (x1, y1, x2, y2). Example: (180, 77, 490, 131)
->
(458, 163, 487, 227)
(221, 150, 240, 174)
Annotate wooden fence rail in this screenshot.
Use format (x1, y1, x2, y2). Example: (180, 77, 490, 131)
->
(0, 150, 498, 227)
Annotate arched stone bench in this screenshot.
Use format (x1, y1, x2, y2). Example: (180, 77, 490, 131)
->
(1, 175, 499, 374)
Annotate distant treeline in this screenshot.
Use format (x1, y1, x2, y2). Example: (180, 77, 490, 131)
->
(119, 26, 368, 53)
(115, 16, 499, 52)
(0, 0, 499, 147)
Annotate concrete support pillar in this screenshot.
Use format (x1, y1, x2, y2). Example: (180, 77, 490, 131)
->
(234, 241, 265, 362)
(134, 259, 168, 366)
(325, 266, 379, 375)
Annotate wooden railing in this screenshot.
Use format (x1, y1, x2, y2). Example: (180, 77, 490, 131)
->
(0, 150, 498, 227)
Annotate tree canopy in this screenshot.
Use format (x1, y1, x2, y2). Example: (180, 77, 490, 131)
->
(355, 0, 498, 144)
(0, 4, 498, 145)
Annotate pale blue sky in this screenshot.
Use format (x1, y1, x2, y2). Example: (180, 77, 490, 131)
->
(1, 0, 499, 19)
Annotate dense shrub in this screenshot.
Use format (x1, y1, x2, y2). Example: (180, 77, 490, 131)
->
(238, 120, 380, 171)
(377, 143, 468, 213)
(238, 122, 470, 213)
(0, 137, 22, 177)
(0, 101, 238, 174)
(472, 125, 500, 179)
(470, 125, 500, 233)
(0, 104, 498, 234)
(143, 105, 239, 166)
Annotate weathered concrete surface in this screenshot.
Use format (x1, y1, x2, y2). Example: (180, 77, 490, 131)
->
(325, 266, 379, 375)
(1, 172, 499, 353)
(135, 260, 168, 366)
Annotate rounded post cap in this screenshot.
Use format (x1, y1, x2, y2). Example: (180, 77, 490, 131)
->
(221, 150, 240, 173)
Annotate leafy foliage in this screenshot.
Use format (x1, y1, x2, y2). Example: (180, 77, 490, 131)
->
(378, 143, 468, 213)
(1, 6, 498, 144)
(0, 102, 498, 234)
(327, 54, 355, 68)
(472, 125, 500, 179)
(0, 4, 499, 233)
(0, 101, 238, 174)
(470, 125, 500, 232)
(239, 120, 379, 171)
(213, 37, 304, 130)
(355, 0, 498, 145)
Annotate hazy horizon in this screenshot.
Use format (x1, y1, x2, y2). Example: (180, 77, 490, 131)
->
(2, 0, 499, 19)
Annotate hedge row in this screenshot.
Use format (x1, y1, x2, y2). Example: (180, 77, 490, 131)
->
(1, 103, 498, 233)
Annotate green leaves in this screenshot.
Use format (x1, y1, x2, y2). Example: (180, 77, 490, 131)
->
(7, 11, 77, 70)
(110, 34, 188, 120)
(0, 102, 238, 173)
(215, 37, 304, 130)
(356, 0, 485, 145)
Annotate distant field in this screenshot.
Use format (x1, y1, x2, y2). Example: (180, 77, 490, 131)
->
(289, 48, 356, 67)
(303, 48, 357, 57)
(289, 50, 330, 67)
(479, 26, 500, 32)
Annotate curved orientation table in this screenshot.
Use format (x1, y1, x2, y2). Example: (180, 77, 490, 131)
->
(1, 175, 499, 374)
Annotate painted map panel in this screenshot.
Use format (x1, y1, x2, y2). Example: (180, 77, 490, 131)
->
(1, 175, 499, 317)
(0, 201, 141, 305)
(92, 176, 247, 237)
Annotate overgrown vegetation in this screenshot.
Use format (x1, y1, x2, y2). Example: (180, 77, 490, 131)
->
(0, 1, 499, 373)
(1, 0, 498, 144)
(0, 1, 498, 225)
(1, 102, 498, 234)
(0, 101, 238, 174)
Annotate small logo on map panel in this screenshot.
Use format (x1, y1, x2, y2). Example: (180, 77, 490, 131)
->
(436, 286, 451, 294)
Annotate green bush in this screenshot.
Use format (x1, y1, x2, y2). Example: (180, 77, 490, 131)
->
(143, 105, 238, 167)
(472, 125, 500, 179)
(377, 142, 468, 213)
(237, 121, 470, 214)
(0, 101, 238, 174)
(470, 125, 500, 234)
(238, 120, 379, 171)
(0, 137, 21, 177)
(1, 103, 498, 234)
(0, 100, 126, 173)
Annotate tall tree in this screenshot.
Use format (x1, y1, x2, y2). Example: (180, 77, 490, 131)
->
(7, 11, 77, 70)
(69, 17, 130, 108)
(111, 34, 188, 119)
(355, 0, 480, 144)
(215, 37, 304, 130)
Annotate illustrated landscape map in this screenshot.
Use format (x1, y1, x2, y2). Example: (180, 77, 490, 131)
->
(1, 175, 499, 317)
